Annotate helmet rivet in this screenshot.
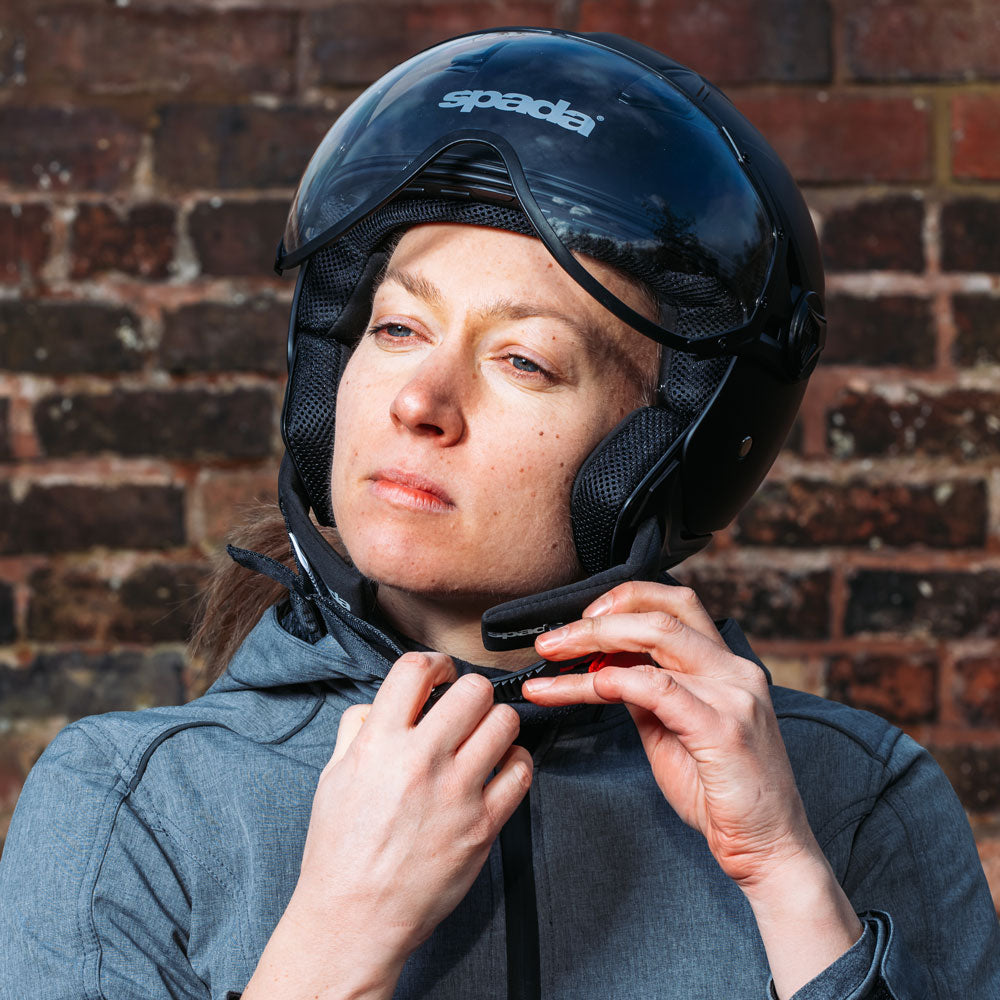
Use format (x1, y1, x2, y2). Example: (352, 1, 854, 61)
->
(737, 435, 753, 459)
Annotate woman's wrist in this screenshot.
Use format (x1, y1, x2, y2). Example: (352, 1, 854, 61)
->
(740, 844, 864, 1000)
(242, 890, 409, 1000)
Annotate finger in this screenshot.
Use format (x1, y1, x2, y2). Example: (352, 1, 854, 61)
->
(418, 672, 496, 755)
(482, 745, 533, 829)
(366, 651, 458, 730)
(521, 670, 618, 705)
(582, 581, 724, 645)
(328, 703, 372, 767)
(455, 702, 522, 785)
(535, 610, 739, 680)
(592, 664, 717, 743)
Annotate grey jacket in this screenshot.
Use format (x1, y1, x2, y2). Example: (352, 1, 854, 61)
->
(1, 605, 998, 999)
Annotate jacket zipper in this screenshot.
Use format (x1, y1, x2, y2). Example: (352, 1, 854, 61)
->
(499, 787, 540, 1000)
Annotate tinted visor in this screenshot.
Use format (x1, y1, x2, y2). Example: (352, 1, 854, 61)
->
(279, 30, 776, 355)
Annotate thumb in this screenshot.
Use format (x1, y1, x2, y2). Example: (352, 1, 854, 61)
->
(327, 703, 372, 768)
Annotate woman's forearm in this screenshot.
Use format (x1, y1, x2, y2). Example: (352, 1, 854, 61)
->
(741, 846, 863, 1000)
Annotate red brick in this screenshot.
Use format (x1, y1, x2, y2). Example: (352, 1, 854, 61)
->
(194, 468, 279, 545)
(844, 0, 1000, 82)
(189, 199, 291, 277)
(0, 398, 10, 462)
(820, 196, 924, 273)
(0, 301, 145, 373)
(578, 0, 831, 84)
(0, 650, 185, 721)
(734, 93, 932, 184)
(942, 199, 1000, 273)
(823, 295, 935, 368)
(826, 652, 937, 725)
(952, 96, 1000, 181)
(953, 295, 1000, 367)
(34, 388, 277, 460)
(27, 562, 209, 643)
(26, 8, 296, 97)
(0, 203, 51, 285)
(737, 479, 987, 549)
(0, 107, 141, 192)
(932, 746, 1000, 814)
(0, 482, 185, 554)
(306, 3, 562, 88)
(828, 387, 1000, 460)
(677, 565, 831, 640)
(954, 655, 1000, 727)
(70, 202, 175, 279)
(160, 298, 287, 375)
(846, 570, 1000, 639)
(153, 104, 338, 191)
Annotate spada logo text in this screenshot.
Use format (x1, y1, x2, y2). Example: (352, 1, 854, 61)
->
(439, 90, 598, 137)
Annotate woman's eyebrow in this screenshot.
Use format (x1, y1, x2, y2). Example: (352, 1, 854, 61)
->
(380, 266, 599, 343)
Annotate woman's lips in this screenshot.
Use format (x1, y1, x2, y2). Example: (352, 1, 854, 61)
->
(369, 468, 456, 512)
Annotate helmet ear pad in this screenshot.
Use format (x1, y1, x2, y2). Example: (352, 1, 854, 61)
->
(571, 350, 731, 574)
(282, 250, 388, 526)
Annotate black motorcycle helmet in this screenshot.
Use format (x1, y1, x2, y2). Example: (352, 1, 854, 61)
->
(267, 28, 826, 652)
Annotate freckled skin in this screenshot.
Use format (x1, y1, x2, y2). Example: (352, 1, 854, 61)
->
(330, 223, 658, 629)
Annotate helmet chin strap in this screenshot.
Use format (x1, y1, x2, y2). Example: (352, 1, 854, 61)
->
(274, 452, 664, 653)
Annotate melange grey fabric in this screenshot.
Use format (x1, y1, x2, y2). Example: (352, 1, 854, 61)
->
(1, 605, 997, 999)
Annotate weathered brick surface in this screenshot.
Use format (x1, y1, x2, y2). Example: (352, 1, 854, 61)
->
(828, 387, 1000, 460)
(942, 199, 1000, 273)
(954, 655, 1000, 728)
(678, 565, 831, 640)
(932, 746, 1000, 813)
(0, 581, 14, 643)
(26, 8, 297, 97)
(826, 652, 938, 725)
(0, 650, 186, 721)
(578, 0, 831, 84)
(27, 562, 209, 643)
(737, 479, 987, 549)
(70, 202, 175, 280)
(0, 203, 51, 284)
(953, 295, 1000, 368)
(34, 388, 276, 460)
(822, 295, 935, 368)
(846, 571, 1000, 638)
(844, 0, 1000, 82)
(820, 196, 924, 273)
(160, 299, 287, 374)
(0, 482, 186, 554)
(0, 301, 145, 373)
(0, 107, 141, 192)
(306, 3, 563, 88)
(733, 93, 932, 183)
(153, 105, 336, 191)
(0, 398, 10, 461)
(193, 467, 279, 545)
(952, 95, 1000, 181)
(188, 199, 290, 276)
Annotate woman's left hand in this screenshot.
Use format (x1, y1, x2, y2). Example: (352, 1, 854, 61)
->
(522, 580, 816, 893)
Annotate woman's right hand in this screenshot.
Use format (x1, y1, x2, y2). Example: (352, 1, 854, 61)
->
(244, 651, 532, 999)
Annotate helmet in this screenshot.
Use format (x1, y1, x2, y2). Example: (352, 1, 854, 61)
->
(271, 28, 826, 651)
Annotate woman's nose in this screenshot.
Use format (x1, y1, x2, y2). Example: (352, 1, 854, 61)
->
(389, 358, 467, 445)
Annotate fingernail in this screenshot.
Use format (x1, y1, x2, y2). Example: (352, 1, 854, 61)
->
(523, 677, 554, 693)
(535, 628, 567, 650)
(584, 596, 612, 618)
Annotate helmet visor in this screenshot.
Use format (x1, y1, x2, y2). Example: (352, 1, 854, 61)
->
(279, 30, 776, 355)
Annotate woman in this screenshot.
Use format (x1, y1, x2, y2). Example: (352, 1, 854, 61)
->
(1, 28, 997, 1000)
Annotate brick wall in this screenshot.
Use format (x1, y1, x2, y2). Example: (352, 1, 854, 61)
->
(0, 0, 997, 909)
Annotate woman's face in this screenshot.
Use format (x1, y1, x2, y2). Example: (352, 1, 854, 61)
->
(330, 223, 658, 609)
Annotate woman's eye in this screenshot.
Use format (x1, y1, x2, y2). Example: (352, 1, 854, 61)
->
(381, 323, 414, 338)
(509, 354, 541, 373)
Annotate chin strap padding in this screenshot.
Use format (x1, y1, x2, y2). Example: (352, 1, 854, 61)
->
(480, 517, 663, 651)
